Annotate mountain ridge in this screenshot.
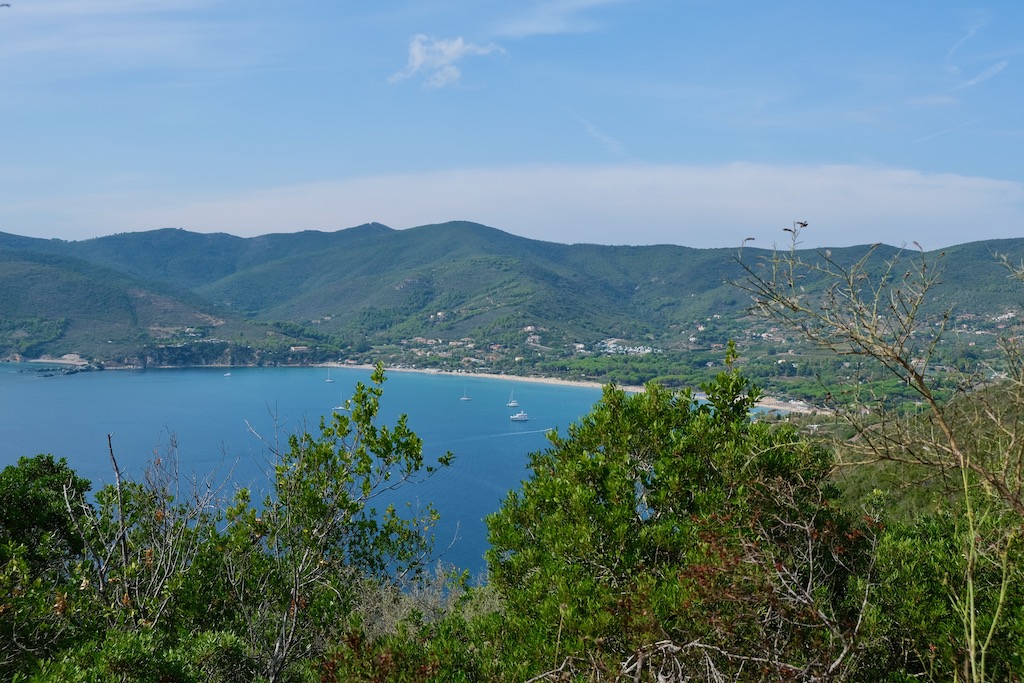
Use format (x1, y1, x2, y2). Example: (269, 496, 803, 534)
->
(2, 221, 1022, 388)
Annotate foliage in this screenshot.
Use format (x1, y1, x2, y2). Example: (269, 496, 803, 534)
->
(0, 455, 90, 575)
(197, 362, 451, 681)
(0, 456, 91, 677)
(738, 223, 1024, 682)
(739, 228, 1024, 514)
(0, 318, 67, 357)
(0, 365, 456, 682)
(872, 507, 1023, 681)
(486, 346, 877, 680)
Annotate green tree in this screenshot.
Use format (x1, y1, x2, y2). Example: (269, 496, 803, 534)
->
(0, 455, 91, 678)
(486, 347, 877, 681)
(872, 508, 1023, 681)
(11, 363, 452, 683)
(62, 436, 223, 635)
(0, 455, 90, 575)
(209, 362, 453, 682)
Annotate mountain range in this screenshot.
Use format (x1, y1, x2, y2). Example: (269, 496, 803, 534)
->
(2, 221, 1023, 373)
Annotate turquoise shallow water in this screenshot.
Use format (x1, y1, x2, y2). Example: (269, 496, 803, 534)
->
(0, 363, 603, 575)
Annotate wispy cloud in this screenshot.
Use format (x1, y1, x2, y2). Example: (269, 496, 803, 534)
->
(5, 0, 210, 18)
(951, 60, 1009, 90)
(495, 0, 634, 38)
(576, 116, 626, 157)
(905, 95, 958, 107)
(389, 34, 504, 88)
(913, 117, 990, 144)
(0, 0, 261, 73)
(945, 17, 987, 66)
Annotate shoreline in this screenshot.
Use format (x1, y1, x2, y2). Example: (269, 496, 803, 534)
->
(318, 362, 819, 415)
(14, 356, 818, 415)
(25, 354, 91, 367)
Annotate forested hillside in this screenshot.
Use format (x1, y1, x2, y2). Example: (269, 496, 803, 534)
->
(2, 222, 1024, 403)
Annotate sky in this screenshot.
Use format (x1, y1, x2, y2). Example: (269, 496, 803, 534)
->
(0, 0, 1022, 249)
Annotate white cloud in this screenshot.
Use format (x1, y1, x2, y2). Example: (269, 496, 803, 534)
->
(389, 34, 504, 87)
(60, 163, 1024, 250)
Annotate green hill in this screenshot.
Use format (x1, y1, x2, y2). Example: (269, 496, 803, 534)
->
(0, 248, 292, 365)
(2, 222, 1022, 388)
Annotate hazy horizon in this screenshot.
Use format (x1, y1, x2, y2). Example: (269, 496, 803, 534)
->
(1, 216, 1012, 253)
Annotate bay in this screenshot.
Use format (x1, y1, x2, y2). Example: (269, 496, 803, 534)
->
(0, 362, 603, 575)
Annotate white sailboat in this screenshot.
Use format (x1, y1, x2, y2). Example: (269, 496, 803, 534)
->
(325, 368, 334, 383)
(460, 386, 471, 401)
(506, 390, 519, 407)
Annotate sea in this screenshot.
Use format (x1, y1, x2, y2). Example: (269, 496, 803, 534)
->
(0, 362, 604, 576)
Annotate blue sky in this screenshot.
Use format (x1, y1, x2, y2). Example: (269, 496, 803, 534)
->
(0, 0, 1021, 249)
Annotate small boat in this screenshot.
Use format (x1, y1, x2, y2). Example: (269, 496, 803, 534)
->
(460, 386, 471, 401)
(325, 368, 334, 383)
(223, 371, 231, 377)
(509, 410, 529, 422)
(506, 391, 519, 407)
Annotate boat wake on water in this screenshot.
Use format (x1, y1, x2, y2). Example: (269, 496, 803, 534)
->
(440, 427, 555, 445)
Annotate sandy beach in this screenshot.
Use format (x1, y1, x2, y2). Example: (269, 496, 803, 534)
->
(318, 362, 819, 415)
(26, 354, 91, 367)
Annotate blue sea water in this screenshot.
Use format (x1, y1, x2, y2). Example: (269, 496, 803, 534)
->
(0, 363, 603, 575)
